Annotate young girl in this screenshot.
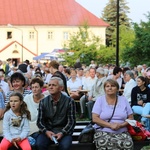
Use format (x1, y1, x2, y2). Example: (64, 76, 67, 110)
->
(0, 92, 31, 150)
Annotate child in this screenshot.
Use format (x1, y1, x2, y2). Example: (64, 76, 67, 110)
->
(0, 92, 31, 150)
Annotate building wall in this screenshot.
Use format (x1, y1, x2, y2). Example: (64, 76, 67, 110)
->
(0, 25, 106, 62)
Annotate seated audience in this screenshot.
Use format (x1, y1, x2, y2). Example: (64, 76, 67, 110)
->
(35, 77, 76, 150)
(86, 67, 106, 120)
(79, 67, 97, 119)
(24, 78, 46, 135)
(131, 76, 150, 131)
(0, 69, 9, 97)
(92, 79, 133, 150)
(5, 72, 32, 106)
(49, 60, 69, 96)
(67, 69, 82, 99)
(123, 70, 137, 103)
(0, 92, 31, 150)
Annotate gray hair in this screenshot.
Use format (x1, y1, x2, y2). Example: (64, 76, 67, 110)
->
(50, 77, 64, 87)
(125, 70, 134, 79)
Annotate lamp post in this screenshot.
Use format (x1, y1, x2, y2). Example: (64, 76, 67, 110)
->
(7, 24, 23, 62)
(116, 0, 119, 67)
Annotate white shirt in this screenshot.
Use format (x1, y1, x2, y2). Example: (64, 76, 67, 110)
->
(82, 76, 97, 94)
(67, 78, 82, 91)
(24, 93, 47, 134)
(123, 79, 137, 102)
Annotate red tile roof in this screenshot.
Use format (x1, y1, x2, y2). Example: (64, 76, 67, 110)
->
(0, 0, 108, 26)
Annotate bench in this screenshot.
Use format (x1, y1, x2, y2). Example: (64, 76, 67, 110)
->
(1, 121, 95, 150)
(1, 121, 150, 150)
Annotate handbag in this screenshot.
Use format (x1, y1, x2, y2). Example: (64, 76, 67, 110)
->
(126, 119, 150, 141)
(78, 122, 95, 143)
(78, 97, 118, 143)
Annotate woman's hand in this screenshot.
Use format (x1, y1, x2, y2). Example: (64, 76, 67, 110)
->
(138, 100, 143, 106)
(110, 123, 122, 130)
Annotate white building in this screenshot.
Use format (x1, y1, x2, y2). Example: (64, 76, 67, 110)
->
(0, 0, 108, 64)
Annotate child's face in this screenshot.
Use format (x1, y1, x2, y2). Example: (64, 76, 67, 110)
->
(9, 96, 22, 112)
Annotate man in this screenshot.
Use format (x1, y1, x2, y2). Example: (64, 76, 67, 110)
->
(49, 60, 69, 95)
(86, 67, 106, 120)
(5, 58, 12, 76)
(79, 67, 97, 119)
(36, 77, 76, 150)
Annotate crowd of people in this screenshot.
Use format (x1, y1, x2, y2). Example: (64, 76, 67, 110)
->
(0, 58, 150, 149)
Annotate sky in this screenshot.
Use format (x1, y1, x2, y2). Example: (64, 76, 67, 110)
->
(76, 0, 150, 23)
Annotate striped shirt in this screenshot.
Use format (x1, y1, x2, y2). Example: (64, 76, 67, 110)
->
(5, 89, 32, 106)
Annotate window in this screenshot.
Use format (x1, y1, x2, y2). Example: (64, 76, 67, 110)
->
(63, 32, 69, 40)
(48, 31, 53, 40)
(29, 31, 35, 39)
(7, 31, 12, 39)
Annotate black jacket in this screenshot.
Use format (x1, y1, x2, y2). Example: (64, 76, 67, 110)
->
(131, 86, 150, 107)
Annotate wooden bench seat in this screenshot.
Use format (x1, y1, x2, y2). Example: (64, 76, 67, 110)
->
(1, 121, 150, 150)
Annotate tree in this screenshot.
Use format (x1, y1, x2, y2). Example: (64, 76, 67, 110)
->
(97, 46, 116, 65)
(62, 25, 102, 66)
(102, 0, 130, 46)
(119, 25, 135, 63)
(122, 13, 150, 67)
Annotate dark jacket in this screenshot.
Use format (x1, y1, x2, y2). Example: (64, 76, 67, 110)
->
(37, 93, 76, 135)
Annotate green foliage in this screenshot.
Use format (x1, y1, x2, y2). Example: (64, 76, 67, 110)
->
(97, 46, 116, 65)
(62, 25, 101, 66)
(102, 0, 130, 46)
(122, 13, 150, 67)
(119, 25, 135, 63)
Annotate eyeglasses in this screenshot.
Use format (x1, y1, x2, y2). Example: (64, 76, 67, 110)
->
(48, 84, 57, 87)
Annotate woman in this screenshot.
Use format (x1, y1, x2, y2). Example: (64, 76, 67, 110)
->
(92, 79, 133, 150)
(24, 78, 46, 135)
(131, 76, 150, 131)
(5, 72, 32, 106)
(123, 70, 137, 103)
(67, 69, 82, 99)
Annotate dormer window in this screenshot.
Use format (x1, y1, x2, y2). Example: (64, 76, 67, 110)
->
(7, 31, 12, 39)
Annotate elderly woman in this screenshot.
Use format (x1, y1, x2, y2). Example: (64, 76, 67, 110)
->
(131, 76, 150, 131)
(123, 70, 137, 103)
(24, 78, 46, 135)
(92, 79, 133, 150)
